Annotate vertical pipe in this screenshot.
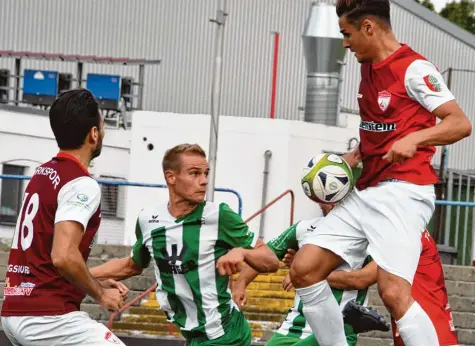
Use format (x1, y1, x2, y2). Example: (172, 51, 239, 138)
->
(269, 32, 280, 119)
(14, 58, 21, 106)
(455, 173, 463, 244)
(137, 64, 145, 110)
(206, 0, 227, 202)
(259, 150, 272, 239)
(77, 62, 83, 88)
(444, 171, 453, 246)
(462, 175, 470, 264)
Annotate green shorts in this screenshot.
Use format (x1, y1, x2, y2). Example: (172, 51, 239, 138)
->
(185, 308, 252, 346)
(265, 324, 357, 346)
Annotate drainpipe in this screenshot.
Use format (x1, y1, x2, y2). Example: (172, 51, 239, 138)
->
(259, 150, 273, 239)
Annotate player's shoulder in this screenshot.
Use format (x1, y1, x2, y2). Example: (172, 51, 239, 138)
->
(296, 216, 325, 235)
(58, 175, 100, 200)
(137, 203, 167, 222)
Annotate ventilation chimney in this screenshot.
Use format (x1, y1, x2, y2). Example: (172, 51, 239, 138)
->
(302, 1, 346, 126)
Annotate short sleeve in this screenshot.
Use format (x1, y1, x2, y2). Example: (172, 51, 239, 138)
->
(55, 176, 101, 231)
(218, 203, 258, 249)
(404, 59, 455, 113)
(266, 224, 298, 260)
(130, 215, 151, 268)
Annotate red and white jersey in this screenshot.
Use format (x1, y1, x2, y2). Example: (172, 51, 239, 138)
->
(392, 230, 458, 346)
(357, 44, 455, 190)
(1, 153, 101, 316)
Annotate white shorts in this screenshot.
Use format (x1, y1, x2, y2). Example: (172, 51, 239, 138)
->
(1, 311, 124, 346)
(302, 181, 435, 284)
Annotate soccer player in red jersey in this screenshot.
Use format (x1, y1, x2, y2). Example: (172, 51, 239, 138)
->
(1, 89, 126, 345)
(392, 230, 458, 346)
(288, 0, 472, 345)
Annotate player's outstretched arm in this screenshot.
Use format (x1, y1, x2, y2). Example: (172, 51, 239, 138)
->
(342, 145, 362, 169)
(216, 240, 279, 276)
(327, 261, 377, 290)
(52, 221, 124, 311)
(90, 256, 144, 281)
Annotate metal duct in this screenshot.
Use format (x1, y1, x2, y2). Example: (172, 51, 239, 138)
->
(302, 1, 346, 126)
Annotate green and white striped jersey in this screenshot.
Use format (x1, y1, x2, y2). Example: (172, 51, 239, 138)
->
(131, 201, 258, 340)
(267, 218, 370, 340)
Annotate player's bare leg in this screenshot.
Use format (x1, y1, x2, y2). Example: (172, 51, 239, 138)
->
(290, 244, 347, 346)
(377, 267, 439, 345)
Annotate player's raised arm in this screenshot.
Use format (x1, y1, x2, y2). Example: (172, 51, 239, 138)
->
(51, 177, 123, 311)
(215, 203, 279, 275)
(90, 217, 148, 281)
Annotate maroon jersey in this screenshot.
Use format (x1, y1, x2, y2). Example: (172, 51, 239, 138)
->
(1, 153, 102, 316)
(392, 230, 458, 346)
(357, 44, 454, 190)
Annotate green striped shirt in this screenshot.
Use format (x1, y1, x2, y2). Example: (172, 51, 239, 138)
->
(267, 218, 371, 340)
(131, 201, 258, 340)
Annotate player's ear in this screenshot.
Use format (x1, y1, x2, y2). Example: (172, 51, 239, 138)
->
(88, 126, 99, 146)
(164, 170, 176, 186)
(362, 19, 373, 35)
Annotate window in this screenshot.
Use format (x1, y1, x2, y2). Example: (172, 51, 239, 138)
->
(0, 165, 25, 223)
(99, 175, 125, 218)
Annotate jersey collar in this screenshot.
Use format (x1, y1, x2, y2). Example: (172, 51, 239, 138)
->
(56, 152, 90, 175)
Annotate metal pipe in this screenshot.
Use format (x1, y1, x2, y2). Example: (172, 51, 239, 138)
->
(259, 150, 272, 239)
(76, 62, 83, 88)
(206, 0, 227, 202)
(137, 64, 145, 109)
(462, 175, 470, 263)
(443, 171, 454, 246)
(269, 32, 280, 119)
(14, 58, 21, 106)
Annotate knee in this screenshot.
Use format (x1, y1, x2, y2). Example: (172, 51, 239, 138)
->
(289, 262, 325, 289)
(379, 283, 413, 317)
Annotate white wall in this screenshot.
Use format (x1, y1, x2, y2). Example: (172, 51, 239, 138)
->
(124, 111, 359, 244)
(0, 107, 131, 243)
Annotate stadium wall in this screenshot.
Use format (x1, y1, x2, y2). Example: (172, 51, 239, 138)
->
(0, 0, 473, 171)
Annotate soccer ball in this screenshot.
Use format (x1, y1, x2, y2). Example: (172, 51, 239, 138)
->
(301, 153, 354, 204)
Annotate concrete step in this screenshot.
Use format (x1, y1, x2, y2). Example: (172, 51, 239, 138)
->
(443, 265, 475, 283)
(356, 336, 393, 346)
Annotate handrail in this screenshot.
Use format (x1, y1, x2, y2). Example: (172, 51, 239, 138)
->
(244, 189, 295, 226)
(108, 282, 157, 330)
(0, 174, 244, 216)
(107, 189, 296, 331)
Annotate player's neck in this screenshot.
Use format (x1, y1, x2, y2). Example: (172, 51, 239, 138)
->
(58, 149, 91, 171)
(371, 35, 402, 64)
(167, 197, 199, 219)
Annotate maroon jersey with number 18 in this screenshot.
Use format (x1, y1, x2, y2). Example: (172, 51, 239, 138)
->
(1, 153, 101, 316)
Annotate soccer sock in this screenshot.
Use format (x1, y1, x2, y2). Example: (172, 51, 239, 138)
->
(396, 301, 439, 346)
(296, 280, 348, 346)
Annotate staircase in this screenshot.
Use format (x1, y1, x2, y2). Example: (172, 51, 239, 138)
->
(0, 244, 474, 345)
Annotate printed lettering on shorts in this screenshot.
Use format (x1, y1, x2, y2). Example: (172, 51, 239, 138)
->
(104, 331, 121, 344)
(7, 264, 30, 274)
(3, 276, 35, 296)
(446, 303, 456, 331)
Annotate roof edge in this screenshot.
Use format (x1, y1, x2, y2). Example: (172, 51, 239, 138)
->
(393, 0, 475, 49)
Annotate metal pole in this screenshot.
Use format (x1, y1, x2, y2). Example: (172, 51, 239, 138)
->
(14, 58, 21, 106)
(77, 62, 83, 88)
(206, 0, 227, 202)
(434, 67, 453, 242)
(138, 64, 145, 110)
(259, 150, 272, 238)
(269, 32, 280, 119)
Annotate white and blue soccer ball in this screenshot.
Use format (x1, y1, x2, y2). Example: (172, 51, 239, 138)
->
(301, 153, 354, 204)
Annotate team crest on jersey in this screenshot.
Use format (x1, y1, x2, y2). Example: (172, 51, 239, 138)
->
(424, 74, 441, 92)
(377, 90, 391, 112)
(104, 332, 121, 344)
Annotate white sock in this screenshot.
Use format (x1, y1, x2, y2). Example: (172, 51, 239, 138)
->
(295, 280, 348, 346)
(396, 301, 439, 346)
